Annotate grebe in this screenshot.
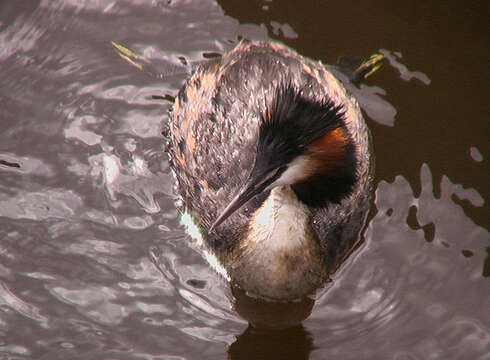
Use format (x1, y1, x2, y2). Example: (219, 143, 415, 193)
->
(169, 40, 374, 301)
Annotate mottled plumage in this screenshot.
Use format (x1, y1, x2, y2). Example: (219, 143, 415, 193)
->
(169, 40, 373, 300)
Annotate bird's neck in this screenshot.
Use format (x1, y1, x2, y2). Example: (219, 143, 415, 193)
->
(248, 186, 313, 250)
(230, 186, 326, 300)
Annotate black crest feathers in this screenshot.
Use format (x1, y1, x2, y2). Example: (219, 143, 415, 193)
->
(256, 83, 357, 206)
(256, 83, 346, 169)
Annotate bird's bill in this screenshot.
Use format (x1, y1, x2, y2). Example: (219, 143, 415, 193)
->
(209, 169, 281, 233)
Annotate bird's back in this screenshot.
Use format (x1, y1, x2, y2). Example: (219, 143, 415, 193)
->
(169, 41, 373, 267)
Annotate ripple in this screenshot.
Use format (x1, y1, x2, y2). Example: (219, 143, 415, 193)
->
(331, 67, 398, 127)
(437, 318, 490, 358)
(308, 163, 488, 357)
(88, 152, 173, 214)
(63, 114, 103, 146)
(0, 188, 83, 220)
(0, 153, 55, 177)
(0, 0, 487, 358)
(0, 281, 46, 325)
(270, 21, 298, 39)
(470, 146, 483, 162)
(380, 49, 431, 85)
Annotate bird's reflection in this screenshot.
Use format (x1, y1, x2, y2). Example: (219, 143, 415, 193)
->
(230, 284, 316, 329)
(228, 323, 313, 360)
(228, 285, 316, 359)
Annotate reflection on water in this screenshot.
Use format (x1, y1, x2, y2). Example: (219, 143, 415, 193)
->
(0, 0, 488, 359)
(229, 325, 313, 360)
(231, 285, 316, 330)
(307, 163, 488, 358)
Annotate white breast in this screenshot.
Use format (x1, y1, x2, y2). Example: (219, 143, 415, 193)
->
(230, 186, 326, 300)
(249, 185, 311, 251)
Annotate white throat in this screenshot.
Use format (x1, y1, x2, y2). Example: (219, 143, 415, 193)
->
(248, 185, 311, 249)
(230, 186, 326, 300)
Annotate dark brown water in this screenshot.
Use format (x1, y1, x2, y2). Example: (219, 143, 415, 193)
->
(0, 1, 488, 359)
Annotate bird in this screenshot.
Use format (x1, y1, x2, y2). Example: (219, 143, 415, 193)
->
(168, 40, 375, 301)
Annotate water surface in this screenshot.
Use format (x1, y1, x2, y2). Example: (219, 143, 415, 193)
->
(0, 1, 488, 359)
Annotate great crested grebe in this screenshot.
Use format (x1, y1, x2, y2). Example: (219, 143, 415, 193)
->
(168, 40, 375, 301)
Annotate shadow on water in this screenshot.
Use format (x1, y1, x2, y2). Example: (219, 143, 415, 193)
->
(230, 285, 316, 330)
(228, 325, 314, 360)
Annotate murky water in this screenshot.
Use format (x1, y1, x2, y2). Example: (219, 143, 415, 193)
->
(0, 1, 488, 359)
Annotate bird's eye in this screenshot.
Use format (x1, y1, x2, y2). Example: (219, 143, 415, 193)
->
(276, 165, 288, 177)
(264, 165, 287, 184)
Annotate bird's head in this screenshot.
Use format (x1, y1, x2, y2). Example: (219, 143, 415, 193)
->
(209, 83, 356, 232)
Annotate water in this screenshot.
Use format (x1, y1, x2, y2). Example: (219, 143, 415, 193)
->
(0, 1, 488, 359)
